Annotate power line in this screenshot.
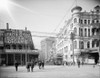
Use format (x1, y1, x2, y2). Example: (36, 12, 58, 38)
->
(52, 0, 76, 33)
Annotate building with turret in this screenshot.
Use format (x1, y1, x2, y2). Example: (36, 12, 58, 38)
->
(0, 23, 39, 65)
(56, 5, 100, 65)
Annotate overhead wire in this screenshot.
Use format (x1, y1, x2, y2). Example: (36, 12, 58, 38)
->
(52, 0, 76, 33)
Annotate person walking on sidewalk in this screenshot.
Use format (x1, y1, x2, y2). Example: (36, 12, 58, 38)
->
(14, 60, 19, 71)
(41, 60, 44, 69)
(77, 58, 80, 68)
(30, 60, 35, 72)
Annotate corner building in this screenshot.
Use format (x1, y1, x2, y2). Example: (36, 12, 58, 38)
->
(0, 25, 39, 65)
(56, 5, 100, 64)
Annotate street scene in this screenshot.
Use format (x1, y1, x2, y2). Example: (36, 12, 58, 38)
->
(0, 65, 100, 78)
(0, 0, 100, 78)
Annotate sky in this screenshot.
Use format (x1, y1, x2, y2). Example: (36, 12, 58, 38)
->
(0, 0, 100, 49)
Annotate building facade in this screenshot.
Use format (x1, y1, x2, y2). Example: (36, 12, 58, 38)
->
(41, 37, 56, 63)
(0, 24, 39, 65)
(56, 5, 100, 64)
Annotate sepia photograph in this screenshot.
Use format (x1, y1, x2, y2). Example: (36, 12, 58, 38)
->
(0, 0, 100, 78)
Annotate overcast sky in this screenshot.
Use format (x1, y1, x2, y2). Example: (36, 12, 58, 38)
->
(0, 0, 100, 49)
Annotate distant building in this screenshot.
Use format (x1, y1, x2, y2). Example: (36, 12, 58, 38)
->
(41, 37, 56, 63)
(56, 5, 100, 64)
(0, 23, 39, 65)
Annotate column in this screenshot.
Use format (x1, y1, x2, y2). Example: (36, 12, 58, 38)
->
(6, 54, 8, 65)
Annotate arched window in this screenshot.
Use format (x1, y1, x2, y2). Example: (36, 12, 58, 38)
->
(81, 28, 83, 37)
(79, 28, 81, 36)
(74, 27, 77, 35)
(79, 41, 84, 49)
(87, 41, 90, 48)
(74, 18, 77, 23)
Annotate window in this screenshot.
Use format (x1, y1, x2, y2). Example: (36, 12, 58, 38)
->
(96, 20, 99, 23)
(74, 41, 77, 49)
(79, 41, 84, 49)
(19, 45, 22, 49)
(88, 20, 90, 24)
(87, 41, 90, 48)
(84, 20, 87, 24)
(81, 41, 84, 49)
(74, 18, 77, 23)
(96, 40, 99, 47)
(92, 20, 94, 23)
(74, 27, 77, 35)
(80, 20, 83, 24)
(64, 46, 68, 53)
(81, 28, 83, 37)
(92, 40, 95, 48)
(6, 44, 10, 49)
(12, 44, 16, 49)
(88, 29, 90, 37)
(85, 28, 87, 37)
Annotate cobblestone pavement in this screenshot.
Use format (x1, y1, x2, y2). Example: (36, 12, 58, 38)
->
(0, 65, 100, 78)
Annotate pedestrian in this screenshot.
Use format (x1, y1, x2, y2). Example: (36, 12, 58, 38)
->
(77, 58, 80, 68)
(14, 60, 19, 71)
(26, 62, 31, 72)
(93, 57, 98, 68)
(30, 60, 35, 72)
(41, 60, 44, 69)
(38, 60, 42, 69)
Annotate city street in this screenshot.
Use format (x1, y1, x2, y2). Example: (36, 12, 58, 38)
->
(0, 65, 100, 78)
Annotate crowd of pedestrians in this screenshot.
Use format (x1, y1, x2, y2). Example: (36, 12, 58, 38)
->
(14, 59, 45, 72)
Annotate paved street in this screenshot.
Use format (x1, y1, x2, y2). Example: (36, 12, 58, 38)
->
(0, 65, 100, 78)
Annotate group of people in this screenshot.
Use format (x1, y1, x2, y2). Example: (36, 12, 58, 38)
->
(26, 60, 44, 72)
(14, 60, 45, 72)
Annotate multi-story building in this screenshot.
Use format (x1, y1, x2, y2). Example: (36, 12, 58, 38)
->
(0, 23, 39, 65)
(41, 37, 56, 63)
(56, 5, 100, 64)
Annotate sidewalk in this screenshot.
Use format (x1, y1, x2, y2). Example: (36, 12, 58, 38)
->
(0, 65, 100, 78)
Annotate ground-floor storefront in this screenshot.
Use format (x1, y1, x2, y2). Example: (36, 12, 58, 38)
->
(0, 50, 39, 66)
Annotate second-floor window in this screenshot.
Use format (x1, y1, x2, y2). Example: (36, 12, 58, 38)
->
(74, 18, 77, 23)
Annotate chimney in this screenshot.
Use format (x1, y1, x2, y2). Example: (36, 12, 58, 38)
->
(6, 23, 9, 29)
